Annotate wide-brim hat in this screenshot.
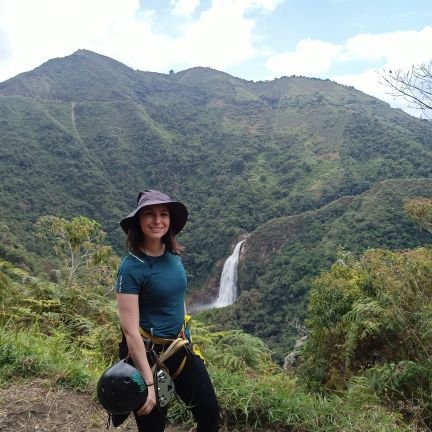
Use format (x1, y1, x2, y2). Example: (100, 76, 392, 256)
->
(120, 190, 188, 235)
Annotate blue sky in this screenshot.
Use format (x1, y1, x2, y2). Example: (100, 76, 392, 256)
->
(0, 0, 431, 115)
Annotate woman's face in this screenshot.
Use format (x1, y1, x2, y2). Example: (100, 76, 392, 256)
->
(139, 204, 170, 241)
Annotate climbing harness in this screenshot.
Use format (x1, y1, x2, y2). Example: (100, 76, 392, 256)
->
(180, 314, 206, 362)
(141, 332, 189, 407)
(99, 315, 205, 428)
(139, 314, 205, 407)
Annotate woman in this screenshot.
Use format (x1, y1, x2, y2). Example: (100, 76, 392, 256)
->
(115, 189, 220, 431)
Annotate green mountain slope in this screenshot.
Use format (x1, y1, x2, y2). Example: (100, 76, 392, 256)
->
(1, 50, 432, 358)
(203, 178, 432, 360)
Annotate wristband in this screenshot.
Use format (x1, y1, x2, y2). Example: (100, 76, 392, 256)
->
(146, 382, 154, 386)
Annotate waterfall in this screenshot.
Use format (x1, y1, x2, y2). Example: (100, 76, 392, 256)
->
(213, 240, 244, 308)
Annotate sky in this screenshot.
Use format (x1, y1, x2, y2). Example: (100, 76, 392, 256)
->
(0, 0, 431, 116)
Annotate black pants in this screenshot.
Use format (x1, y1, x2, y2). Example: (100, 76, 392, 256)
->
(116, 338, 220, 432)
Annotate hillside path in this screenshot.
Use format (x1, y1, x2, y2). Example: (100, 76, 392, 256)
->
(70, 102, 82, 142)
(0, 379, 189, 432)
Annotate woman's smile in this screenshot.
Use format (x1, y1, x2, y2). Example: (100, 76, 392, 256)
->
(139, 205, 170, 239)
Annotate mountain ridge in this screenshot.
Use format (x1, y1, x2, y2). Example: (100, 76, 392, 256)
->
(199, 177, 432, 359)
(1, 50, 432, 357)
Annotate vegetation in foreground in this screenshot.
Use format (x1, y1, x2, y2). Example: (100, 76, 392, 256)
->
(2, 51, 432, 366)
(1, 199, 432, 431)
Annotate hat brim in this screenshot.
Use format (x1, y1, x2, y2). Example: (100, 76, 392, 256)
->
(120, 200, 188, 235)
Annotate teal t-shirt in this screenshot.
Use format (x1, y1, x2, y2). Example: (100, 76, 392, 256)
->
(116, 250, 187, 338)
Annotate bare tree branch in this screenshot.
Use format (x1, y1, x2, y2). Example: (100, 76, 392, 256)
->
(378, 62, 432, 118)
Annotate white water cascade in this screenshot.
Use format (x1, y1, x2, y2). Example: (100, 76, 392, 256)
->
(213, 240, 244, 308)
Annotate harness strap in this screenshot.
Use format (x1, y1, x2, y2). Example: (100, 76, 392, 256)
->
(171, 356, 187, 380)
(139, 328, 174, 345)
(151, 337, 190, 378)
(138, 328, 190, 378)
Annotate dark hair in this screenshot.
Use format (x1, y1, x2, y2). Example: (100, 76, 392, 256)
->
(126, 211, 184, 255)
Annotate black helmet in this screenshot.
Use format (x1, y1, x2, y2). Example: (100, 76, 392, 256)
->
(97, 360, 148, 415)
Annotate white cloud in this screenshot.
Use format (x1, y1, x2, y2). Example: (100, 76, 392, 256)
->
(0, 0, 277, 81)
(174, 1, 256, 68)
(0, 0, 428, 119)
(171, 0, 200, 17)
(333, 27, 432, 116)
(265, 26, 432, 116)
(266, 26, 432, 79)
(333, 69, 421, 117)
(266, 39, 342, 76)
(341, 26, 432, 69)
(0, 0, 141, 80)
(96, 0, 258, 72)
(242, 0, 285, 11)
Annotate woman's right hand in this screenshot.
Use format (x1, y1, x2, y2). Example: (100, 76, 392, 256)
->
(136, 385, 157, 416)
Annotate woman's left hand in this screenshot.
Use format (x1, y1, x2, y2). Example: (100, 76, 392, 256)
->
(136, 385, 157, 416)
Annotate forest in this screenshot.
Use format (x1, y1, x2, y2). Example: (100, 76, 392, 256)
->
(1, 50, 432, 430)
(1, 198, 431, 430)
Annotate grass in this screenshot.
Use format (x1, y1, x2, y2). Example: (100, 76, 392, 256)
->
(0, 322, 105, 390)
(206, 366, 411, 432)
(0, 319, 418, 432)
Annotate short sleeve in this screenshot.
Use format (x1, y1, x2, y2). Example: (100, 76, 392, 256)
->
(116, 259, 141, 294)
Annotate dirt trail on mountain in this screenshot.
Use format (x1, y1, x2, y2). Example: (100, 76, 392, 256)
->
(70, 101, 83, 142)
(0, 379, 188, 432)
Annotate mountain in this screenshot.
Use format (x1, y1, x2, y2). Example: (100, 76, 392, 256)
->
(1, 50, 432, 357)
(200, 178, 432, 360)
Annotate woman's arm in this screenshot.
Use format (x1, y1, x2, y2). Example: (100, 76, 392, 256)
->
(116, 293, 157, 415)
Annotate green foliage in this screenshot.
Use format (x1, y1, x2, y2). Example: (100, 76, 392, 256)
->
(1, 218, 121, 365)
(404, 197, 432, 235)
(0, 250, 119, 389)
(0, 323, 97, 389)
(1, 51, 432, 290)
(300, 245, 432, 428)
(222, 180, 432, 360)
(2, 51, 432, 430)
(35, 215, 118, 288)
(366, 360, 432, 421)
(2, 51, 432, 363)
(195, 326, 274, 373)
(0, 238, 420, 431)
(170, 317, 410, 431)
(0, 223, 45, 274)
(205, 367, 410, 431)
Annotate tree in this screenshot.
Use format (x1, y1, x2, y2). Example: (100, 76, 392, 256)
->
(379, 62, 432, 118)
(403, 197, 432, 235)
(35, 215, 118, 288)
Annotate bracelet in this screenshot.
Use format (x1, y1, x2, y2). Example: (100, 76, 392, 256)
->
(146, 382, 154, 386)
